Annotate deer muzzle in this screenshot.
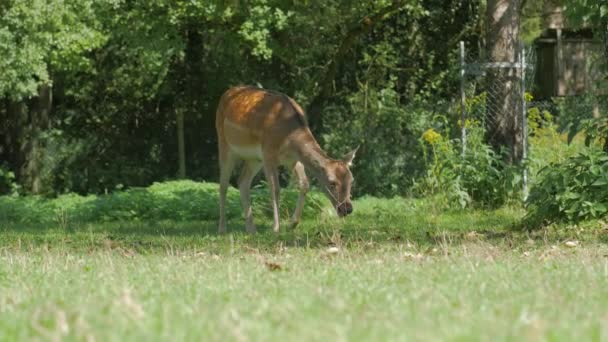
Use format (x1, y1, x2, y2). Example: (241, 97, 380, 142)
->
(337, 202, 353, 217)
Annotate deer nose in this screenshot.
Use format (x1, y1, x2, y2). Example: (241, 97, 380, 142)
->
(338, 202, 353, 216)
(345, 203, 353, 215)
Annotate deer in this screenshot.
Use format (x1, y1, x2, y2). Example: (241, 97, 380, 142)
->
(215, 85, 358, 234)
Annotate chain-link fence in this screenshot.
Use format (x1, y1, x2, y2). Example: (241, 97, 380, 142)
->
(459, 40, 607, 201)
(459, 41, 533, 198)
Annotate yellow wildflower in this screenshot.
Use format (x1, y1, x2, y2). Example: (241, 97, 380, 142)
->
(458, 119, 477, 128)
(422, 128, 441, 145)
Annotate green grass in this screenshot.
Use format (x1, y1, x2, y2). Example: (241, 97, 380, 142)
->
(1, 181, 608, 341)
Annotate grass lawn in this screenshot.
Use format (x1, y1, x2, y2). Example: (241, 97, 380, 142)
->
(1, 185, 608, 341)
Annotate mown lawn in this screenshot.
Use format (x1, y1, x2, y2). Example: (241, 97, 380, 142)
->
(1, 182, 608, 341)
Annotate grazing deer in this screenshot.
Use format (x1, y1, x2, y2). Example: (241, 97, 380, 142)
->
(215, 85, 357, 233)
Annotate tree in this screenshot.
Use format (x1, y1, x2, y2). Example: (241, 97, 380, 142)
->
(0, 0, 106, 193)
(563, 0, 608, 148)
(564, 0, 607, 74)
(305, 0, 412, 129)
(0, 0, 485, 196)
(485, 0, 523, 163)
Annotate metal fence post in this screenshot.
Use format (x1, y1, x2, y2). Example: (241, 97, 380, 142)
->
(520, 43, 528, 201)
(460, 41, 467, 156)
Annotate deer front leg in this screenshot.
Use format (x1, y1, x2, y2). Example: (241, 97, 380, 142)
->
(263, 161, 281, 233)
(239, 160, 262, 233)
(290, 161, 309, 229)
(218, 148, 236, 234)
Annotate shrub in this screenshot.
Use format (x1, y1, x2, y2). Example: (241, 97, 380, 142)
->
(525, 148, 608, 227)
(0, 180, 332, 224)
(525, 110, 608, 228)
(414, 110, 520, 209)
(321, 82, 437, 197)
(0, 165, 19, 195)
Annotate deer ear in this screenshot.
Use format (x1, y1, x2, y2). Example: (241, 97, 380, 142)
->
(343, 146, 359, 167)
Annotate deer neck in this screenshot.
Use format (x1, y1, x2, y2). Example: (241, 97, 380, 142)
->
(289, 129, 332, 177)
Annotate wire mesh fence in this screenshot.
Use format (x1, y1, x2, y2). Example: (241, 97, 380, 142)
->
(459, 40, 607, 200)
(459, 41, 532, 198)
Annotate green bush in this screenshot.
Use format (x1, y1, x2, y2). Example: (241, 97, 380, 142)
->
(525, 148, 608, 227)
(415, 114, 520, 209)
(321, 82, 436, 197)
(0, 180, 332, 224)
(0, 165, 19, 195)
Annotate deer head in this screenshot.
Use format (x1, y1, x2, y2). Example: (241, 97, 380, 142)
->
(318, 147, 358, 217)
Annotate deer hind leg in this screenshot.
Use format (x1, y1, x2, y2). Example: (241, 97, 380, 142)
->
(218, 145, 237, 234)
(263, 160, 281, 233)
(238, 160, 262, 233)
(290, 161, 309, 229)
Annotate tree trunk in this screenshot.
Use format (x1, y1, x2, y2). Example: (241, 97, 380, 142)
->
(4, 84, 52, 193)
(172, 27, 205, 179)
(176, 108, 186, 179)
(23, 84, 52, 193)
(604, 15, 608, 64)
(485, 0, 522, 164)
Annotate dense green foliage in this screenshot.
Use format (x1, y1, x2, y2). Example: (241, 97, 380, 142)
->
(526, 115, 608, 227)
(526, 148, 608, 226)
(1, 0, 607, 227)
(0, 180, 330, 224)
(0, 0, 483, 196)
(413, 93, 524, 208)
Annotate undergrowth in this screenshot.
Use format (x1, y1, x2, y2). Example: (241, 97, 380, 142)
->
(0, 180, 331, 225)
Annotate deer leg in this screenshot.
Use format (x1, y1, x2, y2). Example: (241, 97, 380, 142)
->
(290, 161, 309, 229)
(238, 160, 262, 233)
(263, 161, 281, 233)
(218, 147, 236, 234)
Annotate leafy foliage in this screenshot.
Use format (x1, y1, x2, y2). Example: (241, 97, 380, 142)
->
(0, 0, 106, 100)
(0, 165, 18, 195)
(417, 129, 520, 208)
(0, 180, 331, 224)
(564, 0, 608, 31)
(525, 148, 608, 226)
(414, 94, 521, 208)
(0, 0, 484, 196)
(321, 82, 434, 196)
